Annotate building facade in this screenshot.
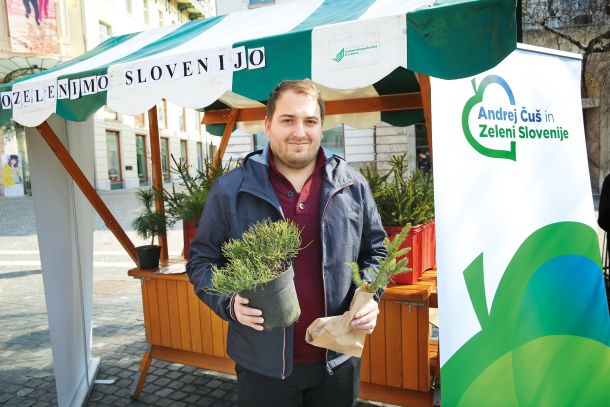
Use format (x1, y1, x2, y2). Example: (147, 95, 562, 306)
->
(0, 0, 218, 195)
(522, 0, 610, 192)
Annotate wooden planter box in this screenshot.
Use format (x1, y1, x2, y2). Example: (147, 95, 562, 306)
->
(385, 220, 436, 285)
(359, 269, 438, 406)
(128, 265, 438, 406)
(182, 221, 197, 260)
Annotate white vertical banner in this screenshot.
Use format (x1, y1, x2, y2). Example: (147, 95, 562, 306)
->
(432, 45, 610, 406)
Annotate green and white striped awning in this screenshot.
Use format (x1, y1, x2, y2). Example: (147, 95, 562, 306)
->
(0, 0, 516, 129)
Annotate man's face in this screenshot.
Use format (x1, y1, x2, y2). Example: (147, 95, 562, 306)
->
(264, 90, 323, 170)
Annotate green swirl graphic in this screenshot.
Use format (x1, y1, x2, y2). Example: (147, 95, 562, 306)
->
(443, 222, 610, 406)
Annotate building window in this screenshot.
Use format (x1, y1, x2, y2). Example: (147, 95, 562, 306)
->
(197, 142, 204, 171)
(157, 99, 167, 129)
(103, 106, 119, 121)
(143, 0, 150, 24)
(321, 125, 345, 158)
(415, 122, 430, 155)
(136, 135, 148, 185)
(106, 131, 122, 189)
(126, 0, 133, 14)
(253, 133, 267, 151)
(249, 0, 275, 7)
(134, 113, 146, 128)
(178, 108, 186, 132)
(158, 10, 164, 26)
(196, 111, 202, 134)
(99, 22, 112, 42)
(180, 140, 188, 166)
(208, 144, 218, 161)
(160, 138, 170, 181)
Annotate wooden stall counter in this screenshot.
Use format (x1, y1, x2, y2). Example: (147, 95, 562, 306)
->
(129, 263, 438, 406)
(128, 261, 234, 399)
(359, 269, 439, 407)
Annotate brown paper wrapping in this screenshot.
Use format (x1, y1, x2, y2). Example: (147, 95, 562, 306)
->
(305, 288, 375, 358)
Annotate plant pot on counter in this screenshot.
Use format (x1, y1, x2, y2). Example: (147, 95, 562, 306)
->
(135, 245, 161, 269)
(240, 266, 301, 331)
(182, 221, 198, 260)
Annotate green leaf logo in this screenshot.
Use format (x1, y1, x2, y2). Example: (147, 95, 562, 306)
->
(462, 75, 517, 161)
(443, 222, 610, 406)
(332, 48, 345, 62)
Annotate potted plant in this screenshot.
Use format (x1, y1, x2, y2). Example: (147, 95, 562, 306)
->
(306, 225, 412, 357)
(360, 154, 435, 284)
(207, 219, 302, 330)
(161, 154, 234, 259)
(132, 188, 174, 269)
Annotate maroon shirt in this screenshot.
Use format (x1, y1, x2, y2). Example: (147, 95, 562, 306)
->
(268, 148, 326, 363)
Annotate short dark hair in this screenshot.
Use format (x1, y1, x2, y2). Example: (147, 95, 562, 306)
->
(266, 80, 325, 122)
(9, 154, 18, 161)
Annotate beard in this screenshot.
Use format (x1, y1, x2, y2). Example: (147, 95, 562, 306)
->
(270, 137, 321, 169)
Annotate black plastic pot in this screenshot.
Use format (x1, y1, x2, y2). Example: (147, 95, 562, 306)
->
(135, 245, 161, 269)
(241, 266, 301, 331)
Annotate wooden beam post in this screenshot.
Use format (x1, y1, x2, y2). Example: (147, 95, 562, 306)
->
(212, 109, 239, 172)
(35, 121, 137, 264)
(147, 106, 169, 265)
(418, 74, 433, 158)
(202, 93, 423, 125)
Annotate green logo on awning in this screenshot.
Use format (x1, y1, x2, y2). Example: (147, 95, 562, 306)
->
(332, 48, 345, 62)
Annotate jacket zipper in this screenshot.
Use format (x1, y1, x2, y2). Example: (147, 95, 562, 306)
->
(241, 189, 289, 379)
(320, 181, 353, 375)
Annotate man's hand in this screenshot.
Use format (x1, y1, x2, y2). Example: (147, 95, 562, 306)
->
(233, 294, 264, 331)
(350, 299, 379, 334)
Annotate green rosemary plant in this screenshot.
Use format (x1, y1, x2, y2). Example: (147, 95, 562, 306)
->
(208, 219, 302, 296)
(351, 224, 412, 293)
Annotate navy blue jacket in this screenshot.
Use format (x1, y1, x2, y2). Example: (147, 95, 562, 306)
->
(186, 146, 387, 378)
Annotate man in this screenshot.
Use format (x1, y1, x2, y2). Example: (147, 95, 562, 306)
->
(187, 80, 387, 406)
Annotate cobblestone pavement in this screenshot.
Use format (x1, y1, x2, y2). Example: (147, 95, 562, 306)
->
(0, 190, 391, 407)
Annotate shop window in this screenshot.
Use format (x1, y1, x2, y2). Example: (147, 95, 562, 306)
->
(178, 108, 186, 132)
(209, 144, 218, 161)
(134, 113, 146, 128)
(197, 142, 204, 171)
(160, 137, 170, 181)
(157, 99, 167, 129)
(180, 139, 188, 166)
(143, 0, 150, 24)
(196, 111, 203, 134)
(106, 131, 122, 189)
(99, 21, 112, 42)
(136, 135, 148, 186)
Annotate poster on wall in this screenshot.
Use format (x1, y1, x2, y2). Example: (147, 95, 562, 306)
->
(2, 153, 25, 197)
(432, 44, 610, 406)
(6, 0, 59, 54)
